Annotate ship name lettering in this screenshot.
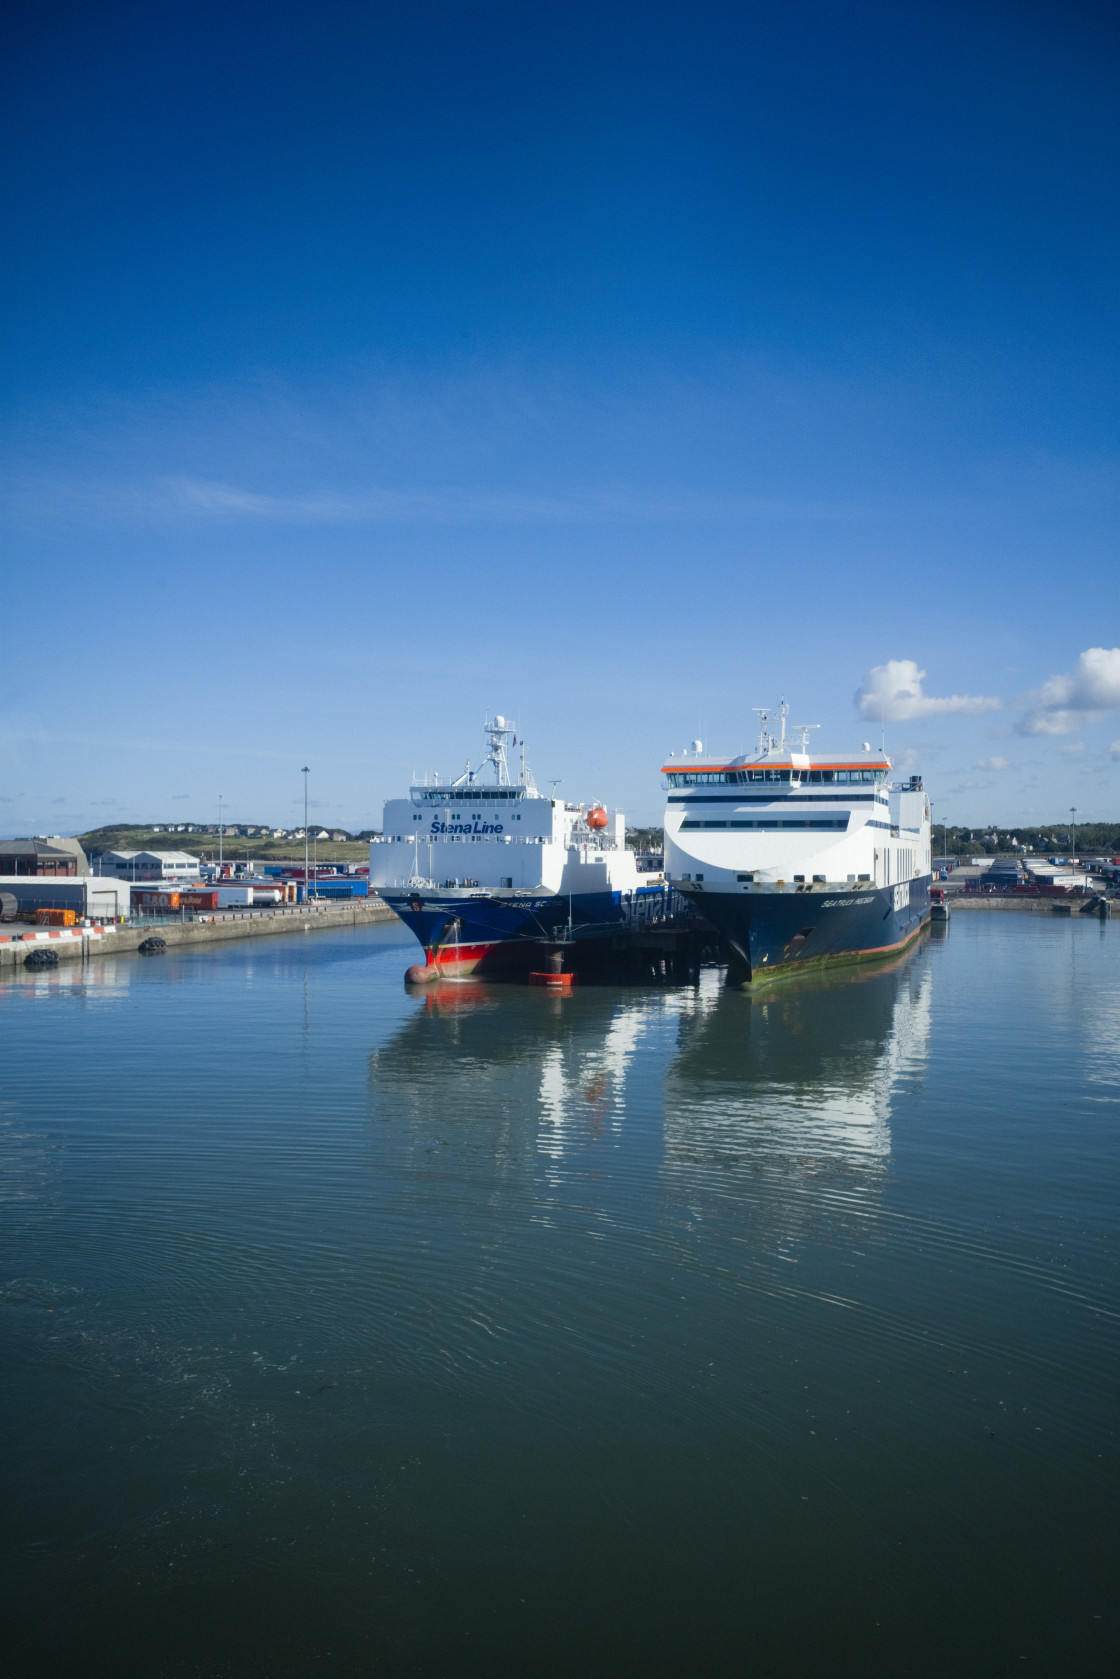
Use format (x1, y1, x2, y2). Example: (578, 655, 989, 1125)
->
(429, 820, 505, 836)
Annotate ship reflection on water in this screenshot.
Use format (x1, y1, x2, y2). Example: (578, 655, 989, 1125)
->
(367, 947, 932, 1232)
(664, 954, 932, 1198)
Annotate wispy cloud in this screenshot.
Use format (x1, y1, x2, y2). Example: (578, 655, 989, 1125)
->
(856, 659, 1000, 723)
(975, 756, 1011, 771)
(4, 471, 880, 530)
(1018, 647, 1120, 736)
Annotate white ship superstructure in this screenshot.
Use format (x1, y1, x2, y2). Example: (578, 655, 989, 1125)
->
(371, 715, 669, 978)
(662, 702, 932, 979)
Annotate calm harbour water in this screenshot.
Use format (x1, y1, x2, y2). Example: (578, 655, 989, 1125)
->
(1, 913, 1117, 1678)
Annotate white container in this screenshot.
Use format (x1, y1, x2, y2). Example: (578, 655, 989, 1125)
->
(214, 886, 254, 907)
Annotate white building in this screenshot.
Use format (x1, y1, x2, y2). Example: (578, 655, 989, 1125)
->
(0, 876, 131, 919)
(96, 849, 200, 881)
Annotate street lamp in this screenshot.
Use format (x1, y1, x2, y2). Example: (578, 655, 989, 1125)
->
(302, 767, 310, 903)
(218, 794, 224, 874)
(1070, 806, 1077, 860)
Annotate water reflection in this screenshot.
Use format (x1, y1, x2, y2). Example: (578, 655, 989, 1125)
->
(665, 953, 932, 1177)
(0, 955, 137, 1005)
(367, 983, 670, 1182)
(368, 949, 932, 1224)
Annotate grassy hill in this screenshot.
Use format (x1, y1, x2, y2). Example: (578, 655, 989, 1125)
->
(939, 823, 1120, 856)
(77, 824, 373, 866)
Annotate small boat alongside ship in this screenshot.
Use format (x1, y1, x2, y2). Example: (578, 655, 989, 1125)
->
(662, 701, 932, 981)
(370, 715, 672, 980)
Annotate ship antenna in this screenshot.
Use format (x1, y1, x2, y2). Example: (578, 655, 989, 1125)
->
(752, 707, 768, 755)
(779, 697, 788, 749)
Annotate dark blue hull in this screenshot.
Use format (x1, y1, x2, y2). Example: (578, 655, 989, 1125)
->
(681, 875, 932, 979)
(377, 882, 674, 956)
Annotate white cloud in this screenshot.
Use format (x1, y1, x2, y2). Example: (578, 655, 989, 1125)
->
(1059, 742, 1086, 756)
(1018, 647, 1120, 736)
(855, 660, 1000, 723)
(892, 745, 923, 773)
(975, 756, 1011, 771)
(1110, 739, 1120, 759)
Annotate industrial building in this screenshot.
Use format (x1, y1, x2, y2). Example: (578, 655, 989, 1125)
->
(0, 839, 78, 876)
(0, 877, 131, 920)
(95, 850, 200, 881)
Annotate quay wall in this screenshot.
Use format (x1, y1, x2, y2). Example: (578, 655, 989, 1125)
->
(948, 895, 1111, 913)
(0, 897, 398, 972)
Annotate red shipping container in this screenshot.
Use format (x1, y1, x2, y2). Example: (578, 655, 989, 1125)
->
(133, 889, 180, 911)
(179, 890, 219, 911)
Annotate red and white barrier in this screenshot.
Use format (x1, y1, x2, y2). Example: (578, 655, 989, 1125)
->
(0, 927, 106, 945)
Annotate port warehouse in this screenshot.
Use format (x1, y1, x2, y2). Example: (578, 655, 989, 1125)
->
(0, 839, 83, 876)
(0, 877, 133, 921)
(938, 855, 1120, 893)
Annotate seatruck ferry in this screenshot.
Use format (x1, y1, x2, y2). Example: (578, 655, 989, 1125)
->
(662, 701, 932, 981)
(370, 714, 671, 980)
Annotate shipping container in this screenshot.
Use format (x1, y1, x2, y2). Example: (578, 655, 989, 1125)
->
(214, 886, 254, 906)
(179, 890, 219, 911)
(309, 879, 369, 899)
(36, 907, 77, 927)
(132, 889, 180, 911)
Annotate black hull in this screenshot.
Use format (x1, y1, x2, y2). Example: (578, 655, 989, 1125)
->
(679, 875, 933, 980)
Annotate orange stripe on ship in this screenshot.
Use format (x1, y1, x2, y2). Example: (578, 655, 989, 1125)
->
(659, 763, 891, 775)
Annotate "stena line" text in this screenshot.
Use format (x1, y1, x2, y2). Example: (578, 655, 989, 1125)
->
(429, 819, 505, 836)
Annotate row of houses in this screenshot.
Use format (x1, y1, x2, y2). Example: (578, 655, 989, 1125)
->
(150, 823, 352, 841)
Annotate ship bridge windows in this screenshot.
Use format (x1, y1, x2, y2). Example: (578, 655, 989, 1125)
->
(666, 768, 794, 788)
(805, 769, 883, 784)
(417, 788, 522, 802)
(665, 765, 885, 789)
(666, 771, 734, 787)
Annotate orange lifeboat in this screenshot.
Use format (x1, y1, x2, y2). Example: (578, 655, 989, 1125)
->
(585, 805, 609, 830)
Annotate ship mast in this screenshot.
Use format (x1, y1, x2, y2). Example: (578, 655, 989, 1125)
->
(483, 714, 513, 785)
(480, 713, 537, 792)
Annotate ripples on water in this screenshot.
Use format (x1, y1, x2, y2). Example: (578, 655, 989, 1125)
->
(1, 915, 1117, 1677)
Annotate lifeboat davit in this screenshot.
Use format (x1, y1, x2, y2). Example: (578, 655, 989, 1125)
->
(585, 805, 609, 830)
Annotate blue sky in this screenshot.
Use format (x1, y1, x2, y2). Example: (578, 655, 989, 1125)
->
(2, 0, 1117, 834)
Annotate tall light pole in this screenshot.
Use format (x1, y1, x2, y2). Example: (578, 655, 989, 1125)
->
(218, 794, 224, 874)
(1070, 806, 1077, 860)
(302, 767, 310, 903)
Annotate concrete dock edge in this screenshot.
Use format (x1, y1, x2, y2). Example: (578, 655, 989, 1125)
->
(0, 897, 398, 972)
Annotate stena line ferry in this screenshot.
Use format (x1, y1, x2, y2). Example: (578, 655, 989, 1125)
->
(370, 714, 672, 980)
(662, 701, 932, 981)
